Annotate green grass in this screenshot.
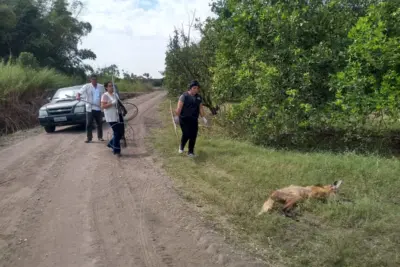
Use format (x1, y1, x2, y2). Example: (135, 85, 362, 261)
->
(97, 75, 154, 93)
(117, 79, 153, 92)
(0, 60, 78, 99)
(149, 99, 400, 267)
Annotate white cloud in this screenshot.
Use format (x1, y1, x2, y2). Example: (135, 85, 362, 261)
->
(77, 0, 215, 78)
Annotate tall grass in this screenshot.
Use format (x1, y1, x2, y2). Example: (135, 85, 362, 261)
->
(0, 61, 80, 134)
(149, 99, 400, 267)
(0, 60, 78, 99)
(96, 74, 154, 93)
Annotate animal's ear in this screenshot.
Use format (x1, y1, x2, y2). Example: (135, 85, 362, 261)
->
(332, 180, 343, 189)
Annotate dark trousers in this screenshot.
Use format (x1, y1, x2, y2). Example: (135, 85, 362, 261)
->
(111, 114, 125, 140)
(179, 117, 199, 154)
(86, 110, 103, 140)
(108, 121, 123, 154)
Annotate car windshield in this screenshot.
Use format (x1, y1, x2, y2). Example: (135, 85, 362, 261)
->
(52, 89, 78, 100)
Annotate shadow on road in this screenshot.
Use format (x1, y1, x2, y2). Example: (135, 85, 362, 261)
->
(51, 124, 86, 134)
(51, 122, 110, 135)
(121, 152, 152, 158)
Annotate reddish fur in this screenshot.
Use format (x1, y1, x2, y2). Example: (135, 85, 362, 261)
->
(257, 181, 342, 217)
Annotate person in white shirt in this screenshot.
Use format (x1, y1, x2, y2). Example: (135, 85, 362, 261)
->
(76, 74, 105, 143)
(101, 81, 123, 156)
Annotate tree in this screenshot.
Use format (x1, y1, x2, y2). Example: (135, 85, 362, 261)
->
(330, 1, 400, 127)
(164, 15, 219, 114)
(0, 0, 96, 79)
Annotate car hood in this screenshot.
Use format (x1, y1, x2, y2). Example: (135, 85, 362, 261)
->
(42, 100, 82, 109)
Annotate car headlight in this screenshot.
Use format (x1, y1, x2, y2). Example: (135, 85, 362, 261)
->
(39, 109, 48, 118)
(74, 105, 85, 113)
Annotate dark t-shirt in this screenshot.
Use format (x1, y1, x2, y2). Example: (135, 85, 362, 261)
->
(179, 92, 202, 119)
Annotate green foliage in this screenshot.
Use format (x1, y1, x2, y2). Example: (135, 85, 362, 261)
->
(0, 0, 95, 78)
(330, 2, 400, 128)
(0, 60, 79, 100)
(0, 60, 82, 134)
(114, 79, 153, 93)
(164, 17, 219, 113)
(93, 64, 156, 93)
(164, 0, 400, 152)
(152, 99, 400, 267)
(16, 52, 39, 69)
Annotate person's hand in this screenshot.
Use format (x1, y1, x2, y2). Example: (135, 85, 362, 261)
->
(202, 117, 208, 126)
(111, 99, 117, 105)
(76, 95, 81, 101)
(174, 115, 179, 125)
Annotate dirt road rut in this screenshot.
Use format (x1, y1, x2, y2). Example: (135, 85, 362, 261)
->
(0, 91, 265, 267)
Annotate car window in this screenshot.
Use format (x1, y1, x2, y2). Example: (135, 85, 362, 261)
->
(52, 89, 78, 100)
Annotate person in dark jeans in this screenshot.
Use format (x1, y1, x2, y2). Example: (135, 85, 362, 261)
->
(101, 81, 123, 156)
(113, 83, 128, 147)
(174, 80, 208, 157)
(76, 74, 105, 143)
(85, 110, 103, 142)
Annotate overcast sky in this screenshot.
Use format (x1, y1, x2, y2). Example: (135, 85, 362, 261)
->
(78, 0, 215, 78)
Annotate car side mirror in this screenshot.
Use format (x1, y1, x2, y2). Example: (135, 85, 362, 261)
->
(47, 97, 51, 102)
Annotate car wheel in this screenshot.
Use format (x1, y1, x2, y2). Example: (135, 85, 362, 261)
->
(44, 125, 56, 133)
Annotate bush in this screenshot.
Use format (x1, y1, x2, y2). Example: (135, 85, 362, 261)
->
(16, 52, 39, 70)
(0, 60, 77, 100)
(116, 79, 153, 92)
(0, 60, 81, 134)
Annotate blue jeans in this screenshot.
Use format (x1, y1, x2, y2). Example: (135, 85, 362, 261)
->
(107, 121, 123, 154)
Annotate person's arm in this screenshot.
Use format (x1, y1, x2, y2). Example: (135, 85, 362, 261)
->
(199, 99, 208, 125)
(200, 103, 206, 118)
(76, 84, 86, 100)
(101, 94, 114, 109)
(175, 95, 184, 116)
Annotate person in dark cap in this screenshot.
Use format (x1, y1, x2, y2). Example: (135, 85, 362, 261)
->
(174, 80, 208, 157)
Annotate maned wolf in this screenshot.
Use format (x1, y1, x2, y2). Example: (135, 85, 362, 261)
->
(257, 180, 343, 217)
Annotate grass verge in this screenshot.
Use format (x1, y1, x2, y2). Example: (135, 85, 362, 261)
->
(149, 98, 400, 267)
(117, 79, 153, 92)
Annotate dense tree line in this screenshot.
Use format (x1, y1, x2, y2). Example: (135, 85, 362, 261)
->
(0, 0, 96, 78)
(0, 0, 162, 135)
(164, 0, 400, 150)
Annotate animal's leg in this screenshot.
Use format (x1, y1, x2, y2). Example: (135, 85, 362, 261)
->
(282, 197, 302, 213)
(256, 197, 275, 217)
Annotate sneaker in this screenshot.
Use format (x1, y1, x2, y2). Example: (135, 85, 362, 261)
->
(98, 138, 104, 141)
(188, 153, 196, 158)
(84, 139, 92, 143)
(179, 147, 184, 154)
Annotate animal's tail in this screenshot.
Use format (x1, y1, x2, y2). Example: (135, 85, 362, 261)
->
(256, 198, 275, 217)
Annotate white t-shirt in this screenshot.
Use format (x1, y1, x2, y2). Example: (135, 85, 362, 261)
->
(101, 92, 120, 122)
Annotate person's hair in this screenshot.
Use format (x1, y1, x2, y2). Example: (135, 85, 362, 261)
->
(104, 81, 112, 91)
(188, 80, 200, 90)
(90, 74, 97, 79)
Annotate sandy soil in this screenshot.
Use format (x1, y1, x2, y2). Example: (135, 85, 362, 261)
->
(0, 91, 265, 267)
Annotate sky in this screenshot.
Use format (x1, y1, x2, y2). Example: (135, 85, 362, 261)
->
(77, 0, 215, 79)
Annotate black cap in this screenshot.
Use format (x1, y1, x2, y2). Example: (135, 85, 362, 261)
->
(189, 80, 200, 89)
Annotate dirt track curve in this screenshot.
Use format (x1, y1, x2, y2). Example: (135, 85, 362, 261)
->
(0, 91, 265, 267)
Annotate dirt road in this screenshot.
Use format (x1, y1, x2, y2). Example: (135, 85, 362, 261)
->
(0, 91, 265, 267)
